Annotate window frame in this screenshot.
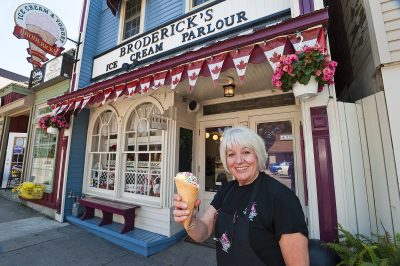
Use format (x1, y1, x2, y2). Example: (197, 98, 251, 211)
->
(86, 108, 119, 196)
(185, 0, 214, 12)
(27, 103, 59, 193)
(120, 100, 164, 206)
(118, 0, 146, 43)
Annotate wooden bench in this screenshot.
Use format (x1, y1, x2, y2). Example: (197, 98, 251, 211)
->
(79, 197, 140, 234)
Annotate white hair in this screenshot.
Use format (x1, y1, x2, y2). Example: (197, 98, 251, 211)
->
(219, 126, 268, 174)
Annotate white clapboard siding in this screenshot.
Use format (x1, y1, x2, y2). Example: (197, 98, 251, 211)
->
(338, 102, 371, 237)
(375, 92, 400, 234)
(355, 103, 377, 236)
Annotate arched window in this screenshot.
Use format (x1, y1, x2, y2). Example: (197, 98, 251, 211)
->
(89, 110, 118, 191)
(123, 102, 162, 198)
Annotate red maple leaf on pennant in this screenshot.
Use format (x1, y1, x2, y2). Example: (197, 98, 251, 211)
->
(189, 72, 198, 81)
(269, 52, 281, 64)
(173, 77, 180, 85)
(211, 66, 221, 74)
(236, 60, 247, 70)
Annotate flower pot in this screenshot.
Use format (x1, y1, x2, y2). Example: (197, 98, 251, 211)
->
(46, 126, 59, 135)
(292, 78, 319, 99)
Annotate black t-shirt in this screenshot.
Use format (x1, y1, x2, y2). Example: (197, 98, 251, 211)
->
(211, 172, 308, 265)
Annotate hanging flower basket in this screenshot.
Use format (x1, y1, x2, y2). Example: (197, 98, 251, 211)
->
(46, 126, 59, 135)
(271, 45, 337, 98)
(38, 114, 69, 133)
(292, 77, 318, 99)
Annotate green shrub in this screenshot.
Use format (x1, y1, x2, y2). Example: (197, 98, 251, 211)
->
(326, 224, 400, 266)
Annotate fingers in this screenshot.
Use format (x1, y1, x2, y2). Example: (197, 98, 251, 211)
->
(173, 193, 189, 223)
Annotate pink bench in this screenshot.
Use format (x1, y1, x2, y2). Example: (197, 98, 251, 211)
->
(79, 197, 140, 234)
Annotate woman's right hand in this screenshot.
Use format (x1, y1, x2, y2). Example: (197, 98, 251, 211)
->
(172, 194, 200, 224)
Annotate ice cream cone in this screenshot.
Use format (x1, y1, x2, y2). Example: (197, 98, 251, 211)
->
(174, 172, 199, 230)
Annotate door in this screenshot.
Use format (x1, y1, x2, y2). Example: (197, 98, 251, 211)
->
(198, 118, 239, 216)
(249, 112, 306, 206)
(1, 133, 27, 188)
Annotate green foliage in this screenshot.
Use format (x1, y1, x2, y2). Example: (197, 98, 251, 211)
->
(326, 224, 400, 266)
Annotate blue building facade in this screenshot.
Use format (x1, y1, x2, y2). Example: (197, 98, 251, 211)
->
(48, 0, 344, 256)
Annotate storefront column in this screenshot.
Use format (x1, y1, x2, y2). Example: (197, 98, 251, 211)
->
(300, 85, 348, 241)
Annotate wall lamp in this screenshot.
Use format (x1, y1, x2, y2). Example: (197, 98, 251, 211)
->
(223, 84, 235, 97)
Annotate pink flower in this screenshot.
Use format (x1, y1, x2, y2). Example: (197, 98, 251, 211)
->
(315, 70, 322, 76)
(275, 80, 282, 88)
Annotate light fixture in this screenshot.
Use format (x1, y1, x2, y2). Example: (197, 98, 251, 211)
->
(205, 132, 210, 138)
(212, 134, 219, 140)
(223, 84, 235, 97)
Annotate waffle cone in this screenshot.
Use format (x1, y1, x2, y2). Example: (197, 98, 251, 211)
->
(174, 177, 199, 230)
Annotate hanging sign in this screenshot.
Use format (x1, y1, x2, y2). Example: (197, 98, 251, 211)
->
(13, 3, 67, 68)
(150, 114, 167, 130)
(92, 0, 290, 79)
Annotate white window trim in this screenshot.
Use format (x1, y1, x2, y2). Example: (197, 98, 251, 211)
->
(83, 98, 166, 208)
(185, 0, 214, 13)
(84, 107, 119, 197)
(118, 0, 147, 43)
(119, 98, 164, 207)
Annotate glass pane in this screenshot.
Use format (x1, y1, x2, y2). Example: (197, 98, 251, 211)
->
(205, 126, 232, 192)
(91, 136, 99, 152)
(149, 144, 161, 151)
(193, 0, 210, 7)
(179, 128, 193, 172)
(257, 121, 295, 191)
(109, 134, 117, 152)
(30, 128, 57, 192)
(126, 132, 135, 151)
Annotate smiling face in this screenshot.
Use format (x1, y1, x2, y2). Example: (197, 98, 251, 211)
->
(226, 144, 259, 186)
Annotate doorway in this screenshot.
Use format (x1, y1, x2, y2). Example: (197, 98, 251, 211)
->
(197, 107, 305, 216)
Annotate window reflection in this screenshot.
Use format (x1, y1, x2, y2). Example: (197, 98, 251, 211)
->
(257, 121, 295, 191)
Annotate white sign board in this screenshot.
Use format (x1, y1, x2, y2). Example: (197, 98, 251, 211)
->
(280, 134, 293, 141)
(92, 0, 290, 79)
(150, 114, 167, 130)
(44, 56, 63, 82)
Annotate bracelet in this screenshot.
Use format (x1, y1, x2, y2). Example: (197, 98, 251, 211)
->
(187, 218, 196, 230)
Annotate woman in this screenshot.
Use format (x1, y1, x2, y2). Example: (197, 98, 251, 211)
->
(173, 126, 309, 265)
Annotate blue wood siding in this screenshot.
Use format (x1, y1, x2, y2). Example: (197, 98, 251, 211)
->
(97, 5, 119, 54)
(78, 0, 103, 88)
(145, 0, 185, 31)
(64, 109, 89, 216)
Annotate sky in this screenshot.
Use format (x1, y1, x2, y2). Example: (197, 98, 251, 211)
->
(0, 0, 83, 77)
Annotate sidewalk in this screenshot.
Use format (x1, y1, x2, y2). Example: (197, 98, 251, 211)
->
(0, 191, 217, 266)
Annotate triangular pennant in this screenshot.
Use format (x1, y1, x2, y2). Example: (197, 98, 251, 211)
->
(52, 102, 62, 115)
(64, 99, 76, 114)
(127, 80, 139, 96)
(101, 87, 114, 106)
(317, 27, 326, 53)
(114, 83, 126, 101)
(153, 71, 168, 90)
(73, 96, 83, 114)
(170, 65, 185, 90)
(283, 37, 296, 55)
(259, 37, 286, 70)
(206, 53, 227, 87)
(56, 100, 69, 115)
(187, 60, 204, 92)
(79, 95, 92, 113)
(230, 45, 254, 83)
(140, 76, 152, 94)
(290, 27, 321, 51)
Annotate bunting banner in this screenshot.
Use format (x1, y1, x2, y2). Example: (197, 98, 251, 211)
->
(56, 100, 69, 115)
(259, 37, 286, 70)
(187, 60, 204, 92)
(114, 83, 126, 101)
(73, 96, 83, 114)
(153, 71, 168, 90)
(127, 80, 139, 96)
(63, 98, 76, 114)
(51, 102, 62, 115)
(206, 53, 227, 87)
(170, 65, 185, 90)
(316, 27, 326, 53)
(230, 45, 254, 83)
(79, 94, 93, 112)
(290, 26, 322, 51)
(139, 76, 152, 94)
(101, 87, 114, 106)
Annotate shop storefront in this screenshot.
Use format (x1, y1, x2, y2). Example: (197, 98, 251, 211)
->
(47, 0, 345, 255)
